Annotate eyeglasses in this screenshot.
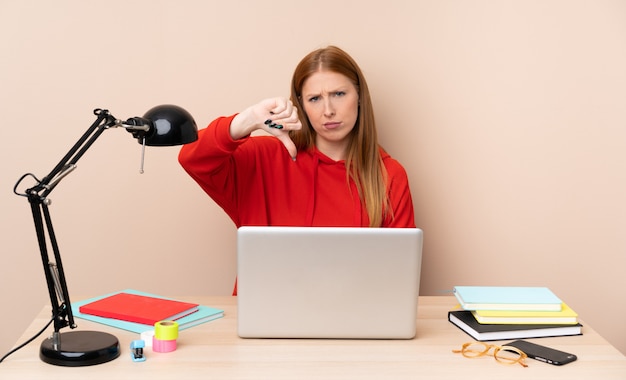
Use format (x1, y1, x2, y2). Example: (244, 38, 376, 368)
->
(452, 342, 528, 367)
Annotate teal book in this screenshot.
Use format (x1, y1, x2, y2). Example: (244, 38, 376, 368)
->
(71, 289, 224, 333)
(453, 286, 562, 312)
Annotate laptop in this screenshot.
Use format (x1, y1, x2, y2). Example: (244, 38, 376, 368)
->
(236, 226, 423, 339)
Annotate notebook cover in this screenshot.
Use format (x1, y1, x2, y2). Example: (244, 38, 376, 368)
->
(472, 303, 578, 324)
(78, 291, 199, 325)
(72, 289, 224, 333)
(448, 310, 582, 341)
(453, 286, 562, 311)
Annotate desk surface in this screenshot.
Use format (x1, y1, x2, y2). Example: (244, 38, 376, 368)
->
(1, 296, 624, 379)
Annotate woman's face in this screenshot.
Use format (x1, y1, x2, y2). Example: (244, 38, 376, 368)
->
(300, 70, 359, 160)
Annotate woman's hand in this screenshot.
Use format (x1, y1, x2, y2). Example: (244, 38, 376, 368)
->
(231, 97, 302, 159)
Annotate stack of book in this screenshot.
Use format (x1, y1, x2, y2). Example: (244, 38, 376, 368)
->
(448, 286, 582, 341)
(73, 289, 224, 333)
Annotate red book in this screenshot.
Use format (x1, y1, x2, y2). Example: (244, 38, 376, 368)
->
(78, 292, 199, 325)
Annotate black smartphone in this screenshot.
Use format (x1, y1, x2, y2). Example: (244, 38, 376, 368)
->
(504, 340, 577, 366)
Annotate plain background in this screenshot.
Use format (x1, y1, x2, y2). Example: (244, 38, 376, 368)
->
(1, 0, 624, 357)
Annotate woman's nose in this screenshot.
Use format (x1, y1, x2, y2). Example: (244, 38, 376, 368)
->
(323, 98, 335, 117)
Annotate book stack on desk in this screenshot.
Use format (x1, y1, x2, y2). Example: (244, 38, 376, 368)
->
(73, 289, 224, 333)
(448, 286, 583, 341)
(79, 291, 201, 325)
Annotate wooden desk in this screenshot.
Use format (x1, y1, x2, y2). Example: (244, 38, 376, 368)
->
(1, 296, 624, 379)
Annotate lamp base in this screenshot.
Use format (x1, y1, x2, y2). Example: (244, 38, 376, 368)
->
(40, 330, 120, 366)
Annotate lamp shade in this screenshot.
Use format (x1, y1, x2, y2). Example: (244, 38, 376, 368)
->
(141, 104, 198, 146)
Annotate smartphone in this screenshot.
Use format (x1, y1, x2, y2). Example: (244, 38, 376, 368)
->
(504, 340, 577, 366)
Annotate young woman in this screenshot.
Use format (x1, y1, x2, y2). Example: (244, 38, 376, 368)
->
(179, 46, 415, 230)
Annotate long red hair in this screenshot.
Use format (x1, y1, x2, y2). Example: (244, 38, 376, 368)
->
(289, 46, 390, 227)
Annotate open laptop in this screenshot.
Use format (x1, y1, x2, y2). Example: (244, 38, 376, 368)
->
(236, 226, 423, 339)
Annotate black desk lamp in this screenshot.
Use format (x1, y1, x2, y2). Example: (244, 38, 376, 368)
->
(12, 105, 198, 366)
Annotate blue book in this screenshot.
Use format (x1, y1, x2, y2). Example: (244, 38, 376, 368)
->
(71, 289, 224, 333)
(453, 286, 562, 311)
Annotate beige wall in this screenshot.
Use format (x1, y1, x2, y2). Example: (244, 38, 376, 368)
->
(1, 0, 624, 356)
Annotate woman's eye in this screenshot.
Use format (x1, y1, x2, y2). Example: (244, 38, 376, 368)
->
(334, 91, 346, 97)
(308, 96, 320, 102)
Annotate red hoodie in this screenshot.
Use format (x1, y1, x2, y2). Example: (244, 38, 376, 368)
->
(178, 114, 416, 229)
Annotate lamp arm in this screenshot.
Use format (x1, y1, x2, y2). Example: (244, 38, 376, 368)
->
(37, 109, 115, 196)
(28, 196, 74, 334)
(20, 108, 121, 336)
